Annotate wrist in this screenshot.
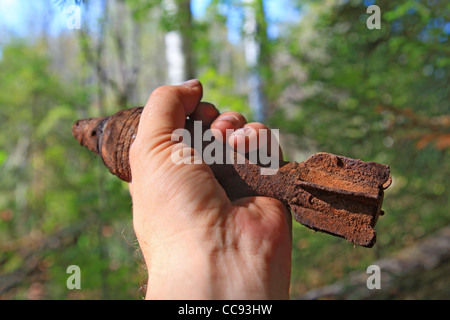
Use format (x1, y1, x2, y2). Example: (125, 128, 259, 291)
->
(144, 247, 289, 300)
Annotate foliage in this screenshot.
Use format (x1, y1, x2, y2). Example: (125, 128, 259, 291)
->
(0, 0, 448, 299)
(0, 40, 141, 299)
(269, 0, 450, 295)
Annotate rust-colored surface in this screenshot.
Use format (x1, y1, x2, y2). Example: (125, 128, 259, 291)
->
(72, 107, 143, 182)
(72, 107, 392, 248)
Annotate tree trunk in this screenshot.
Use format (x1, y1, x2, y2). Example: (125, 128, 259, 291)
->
(243, 0, 269, 122)
(164, 0, 195, 84)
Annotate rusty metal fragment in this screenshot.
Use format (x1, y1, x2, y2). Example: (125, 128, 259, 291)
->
(72, 107, 392, 248)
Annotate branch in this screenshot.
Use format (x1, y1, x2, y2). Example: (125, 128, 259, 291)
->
(76, 1, 122, 104)
(377, 105, 450, 150)
(297, 225, 450, 300)
(0, 220, 91, 296)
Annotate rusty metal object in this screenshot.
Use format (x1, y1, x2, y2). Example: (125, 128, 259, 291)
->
(72, 107, 392, 248)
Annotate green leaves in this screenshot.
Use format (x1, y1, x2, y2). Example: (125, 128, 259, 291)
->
(0, 0, 448, 299)
(267, 0, 450, 297)
(0, 39, 140, 299)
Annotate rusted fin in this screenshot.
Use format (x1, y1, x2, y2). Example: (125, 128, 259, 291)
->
(291, 203, 377, 248)
(288, 153, 391, 247)
(299, 152, 391, 196)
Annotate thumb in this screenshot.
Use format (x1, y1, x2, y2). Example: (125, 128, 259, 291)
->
(129, 79, 228, 216)
(130, 80, 203, 176)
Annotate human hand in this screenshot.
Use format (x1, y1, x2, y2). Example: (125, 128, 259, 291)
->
(129, 79, 292, 300)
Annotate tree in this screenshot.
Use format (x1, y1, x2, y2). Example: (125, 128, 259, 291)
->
(270, 0, 450, 296)
(243, 0, 267, 122)
(163, 0, 196, 83)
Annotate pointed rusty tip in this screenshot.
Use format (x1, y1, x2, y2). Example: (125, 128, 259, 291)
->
(72, 116, 109, 156)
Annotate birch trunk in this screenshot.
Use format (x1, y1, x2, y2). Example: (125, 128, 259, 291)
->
(164, 0, 195, 84)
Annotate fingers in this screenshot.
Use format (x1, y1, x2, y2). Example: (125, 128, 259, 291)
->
(211, 112, 248, 140)
(191, 108, 282, 160)
(229, 122, 266, 154)
(211, 115, 283, 160)
(189, 102, 220, 127)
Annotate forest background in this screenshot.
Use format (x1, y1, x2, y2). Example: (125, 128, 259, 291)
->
(0, 0, 449, 299)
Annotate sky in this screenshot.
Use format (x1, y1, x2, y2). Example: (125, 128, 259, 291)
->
(192, 0, 301, 41)
(0, 0, 301, 42)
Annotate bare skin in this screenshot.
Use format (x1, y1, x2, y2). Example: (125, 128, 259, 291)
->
(129, 79, 292, 300)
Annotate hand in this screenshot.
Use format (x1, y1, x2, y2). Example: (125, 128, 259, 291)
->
(129, 79, 292, 300)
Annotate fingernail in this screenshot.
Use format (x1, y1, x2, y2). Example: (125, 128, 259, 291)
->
(216, 115, 239, 125)
(181, 79, 200, 89)
(231, 127, 251, 136)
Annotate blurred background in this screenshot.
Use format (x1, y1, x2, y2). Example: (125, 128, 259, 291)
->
(0, 0, 448, 299)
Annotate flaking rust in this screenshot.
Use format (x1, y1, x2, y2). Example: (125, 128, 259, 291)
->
(72, 107, 392, 248)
